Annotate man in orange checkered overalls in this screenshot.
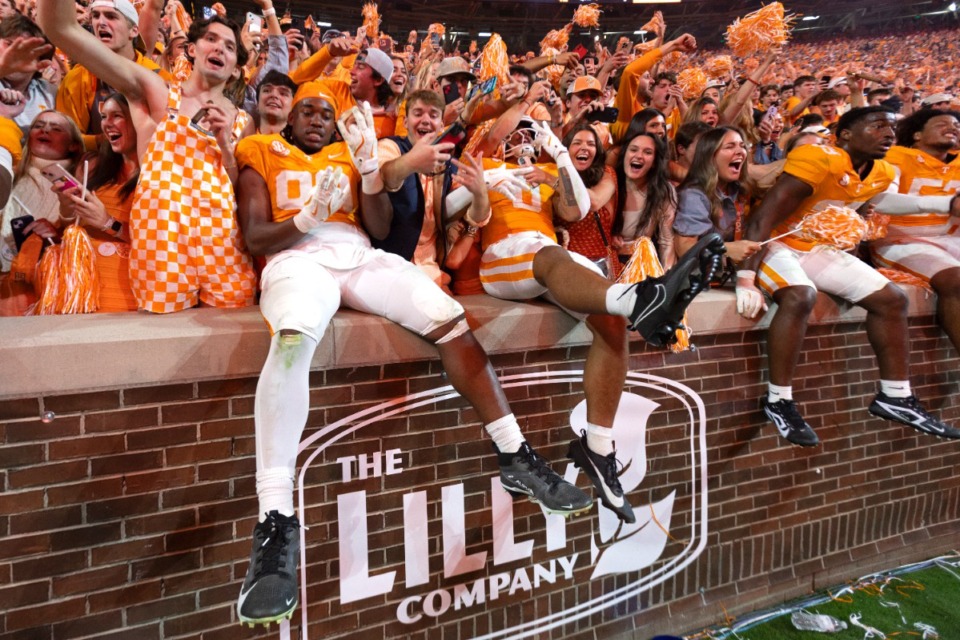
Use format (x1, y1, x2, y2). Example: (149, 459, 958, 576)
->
(37, 2, 257, 313)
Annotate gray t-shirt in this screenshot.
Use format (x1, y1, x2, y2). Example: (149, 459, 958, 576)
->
(673, 186, 740, 241)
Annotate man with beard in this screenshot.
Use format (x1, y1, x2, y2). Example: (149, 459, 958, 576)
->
(737, 106, 960, 446)
(232, 83, 593, 627)
(470, 100, 724, 523)
(870, 109, 960, 356)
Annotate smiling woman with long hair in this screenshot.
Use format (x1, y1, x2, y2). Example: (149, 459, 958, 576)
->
(613, 129, 678, 269)
(556, 123, 618, 273)
(673, 126, 761, 264)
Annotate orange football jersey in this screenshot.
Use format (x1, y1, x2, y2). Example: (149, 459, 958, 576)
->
(773, 144, 896, 251)
(235, 133, 360, 227)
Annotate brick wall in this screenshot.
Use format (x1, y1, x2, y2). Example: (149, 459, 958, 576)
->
(1, 304, 959, 639)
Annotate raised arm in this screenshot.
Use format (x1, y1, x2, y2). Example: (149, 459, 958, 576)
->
(36, 0, 167, 117)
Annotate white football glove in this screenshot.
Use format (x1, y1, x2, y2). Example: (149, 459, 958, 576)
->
(337, 102, 383, 193)
(483, 166, 533, 200)
(735, 270, 768, 319)
(528, 120, 566, 160)
(293, 167, 347, 233)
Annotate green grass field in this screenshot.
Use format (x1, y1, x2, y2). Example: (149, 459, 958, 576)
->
(683, 555, 960, 639)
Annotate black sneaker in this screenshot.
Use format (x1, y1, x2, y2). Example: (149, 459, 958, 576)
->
(763, 398, 820, 446)
(567, 432, 636, 523)
(624, 233, 725, 347)
(237, 511, 301, 627)
(868, 392, 960, 439)
(497, 442, 594, 518)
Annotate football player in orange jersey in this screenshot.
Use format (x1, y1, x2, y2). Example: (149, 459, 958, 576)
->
(738, 106, 960, 446)
(232, 83, 592, 627)
(472, 100, 724, 523)
(870, 109, 960, 354)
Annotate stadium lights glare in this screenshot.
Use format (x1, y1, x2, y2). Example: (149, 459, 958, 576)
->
(317, 21, 332, 27)
(951, 2, 958, 10)
(802, 15, 820, 20)
(478, 31, 492, 36)
(633, 29, 648, 34)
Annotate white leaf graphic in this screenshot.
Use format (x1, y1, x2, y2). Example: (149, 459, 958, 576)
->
(590, 490, 675, 579)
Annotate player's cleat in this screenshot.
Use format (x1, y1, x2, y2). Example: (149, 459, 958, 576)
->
(763, 398, 820, 446)
(497, 442, 594, 517)
(237, 511, 301, 627)
(567, 432, 636, 523)
(624, 233, 725, 347)
(868, 392, 960, 439)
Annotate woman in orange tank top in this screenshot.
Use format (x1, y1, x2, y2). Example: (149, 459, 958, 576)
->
(54, 93, 139, 312)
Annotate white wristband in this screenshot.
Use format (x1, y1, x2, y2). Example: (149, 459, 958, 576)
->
(361, 168, 384, 195)
(262, 7, 276, 17)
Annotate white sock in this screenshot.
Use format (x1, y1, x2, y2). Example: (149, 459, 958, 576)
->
(485, 414, 524, 453)
(255, 331, 318, 521)
(256, 468, 295, 519)
(586, 422, 615, 456)
(768, 383, 793, 403)
(880, 380, 911, 398)
(605, 283, 636, 317)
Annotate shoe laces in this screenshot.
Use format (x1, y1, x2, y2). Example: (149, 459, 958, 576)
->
(776, 399, 804, 422)
(598, 450, 625, 493)
(254, 512, 297, 577)
(518, 444, 563, 487)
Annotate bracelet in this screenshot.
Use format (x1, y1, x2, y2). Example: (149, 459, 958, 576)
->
(262, 7, 276, 17)
(746, 77, 760, 85)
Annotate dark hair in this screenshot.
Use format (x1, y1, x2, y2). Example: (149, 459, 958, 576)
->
(813, 89, 842, 106)
(794, 113, 825, 129)
(835, 106, 895, 137)
(405, 89, 444, 113)
(0, 14, 52, 61)
(87, 93, 139, 199)
(509, 64, 534, 85)
(653, 71, 677, 86)
(624, 107, 665, 141)
(760, 84, 780, 97)
(679, 126, 749, 231)
(613, 131, 676, 237)
(793, 75, 816, 88)
(895, 108, 960, 148)
(866, 87, 893, 103)
(562, 122, 606, 188)
(186, 15, 249, 68)
(674, 121, 712, 155)
(257, 70, 298, 100)
(784, 131, 821, 155)
(682, 96, 718, 126)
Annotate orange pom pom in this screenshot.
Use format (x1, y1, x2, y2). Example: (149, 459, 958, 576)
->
(863, 213, 890, 240)
(743, 57, 760, 72)
(540, 25, 572, 53)
(877, 268, 933, 293)
(677, 67, 708, 100)
(726, 2, 796, 58)
(57, 224, 99, 314)
(572, 4, 602, 28)
(362, 3, 382, 38)
(429, 23, 446, 37)
(172, 54, 192, 83)
(705, 55, 734, 79)
(660, 51, 686, 71)
(34, 244, 61, 316)
(797, 205, 867, 251)
(478, 34, 511, 95)
(618, 238, 691, 352)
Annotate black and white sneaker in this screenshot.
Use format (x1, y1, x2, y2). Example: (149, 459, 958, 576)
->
(868, 392, 960, 439)
(237, 511, 301, 627)
(624, 232, 725, 347)
(567, 432, 636, 523)
(497, 442, 594, 518)
(763, 398, 820, 446)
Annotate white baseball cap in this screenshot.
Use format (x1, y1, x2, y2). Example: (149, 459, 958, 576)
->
(89, 0, 138, 25)
(356, 48, 394, 83)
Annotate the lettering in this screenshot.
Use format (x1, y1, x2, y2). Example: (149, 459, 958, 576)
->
(337, 448, 404, 482)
